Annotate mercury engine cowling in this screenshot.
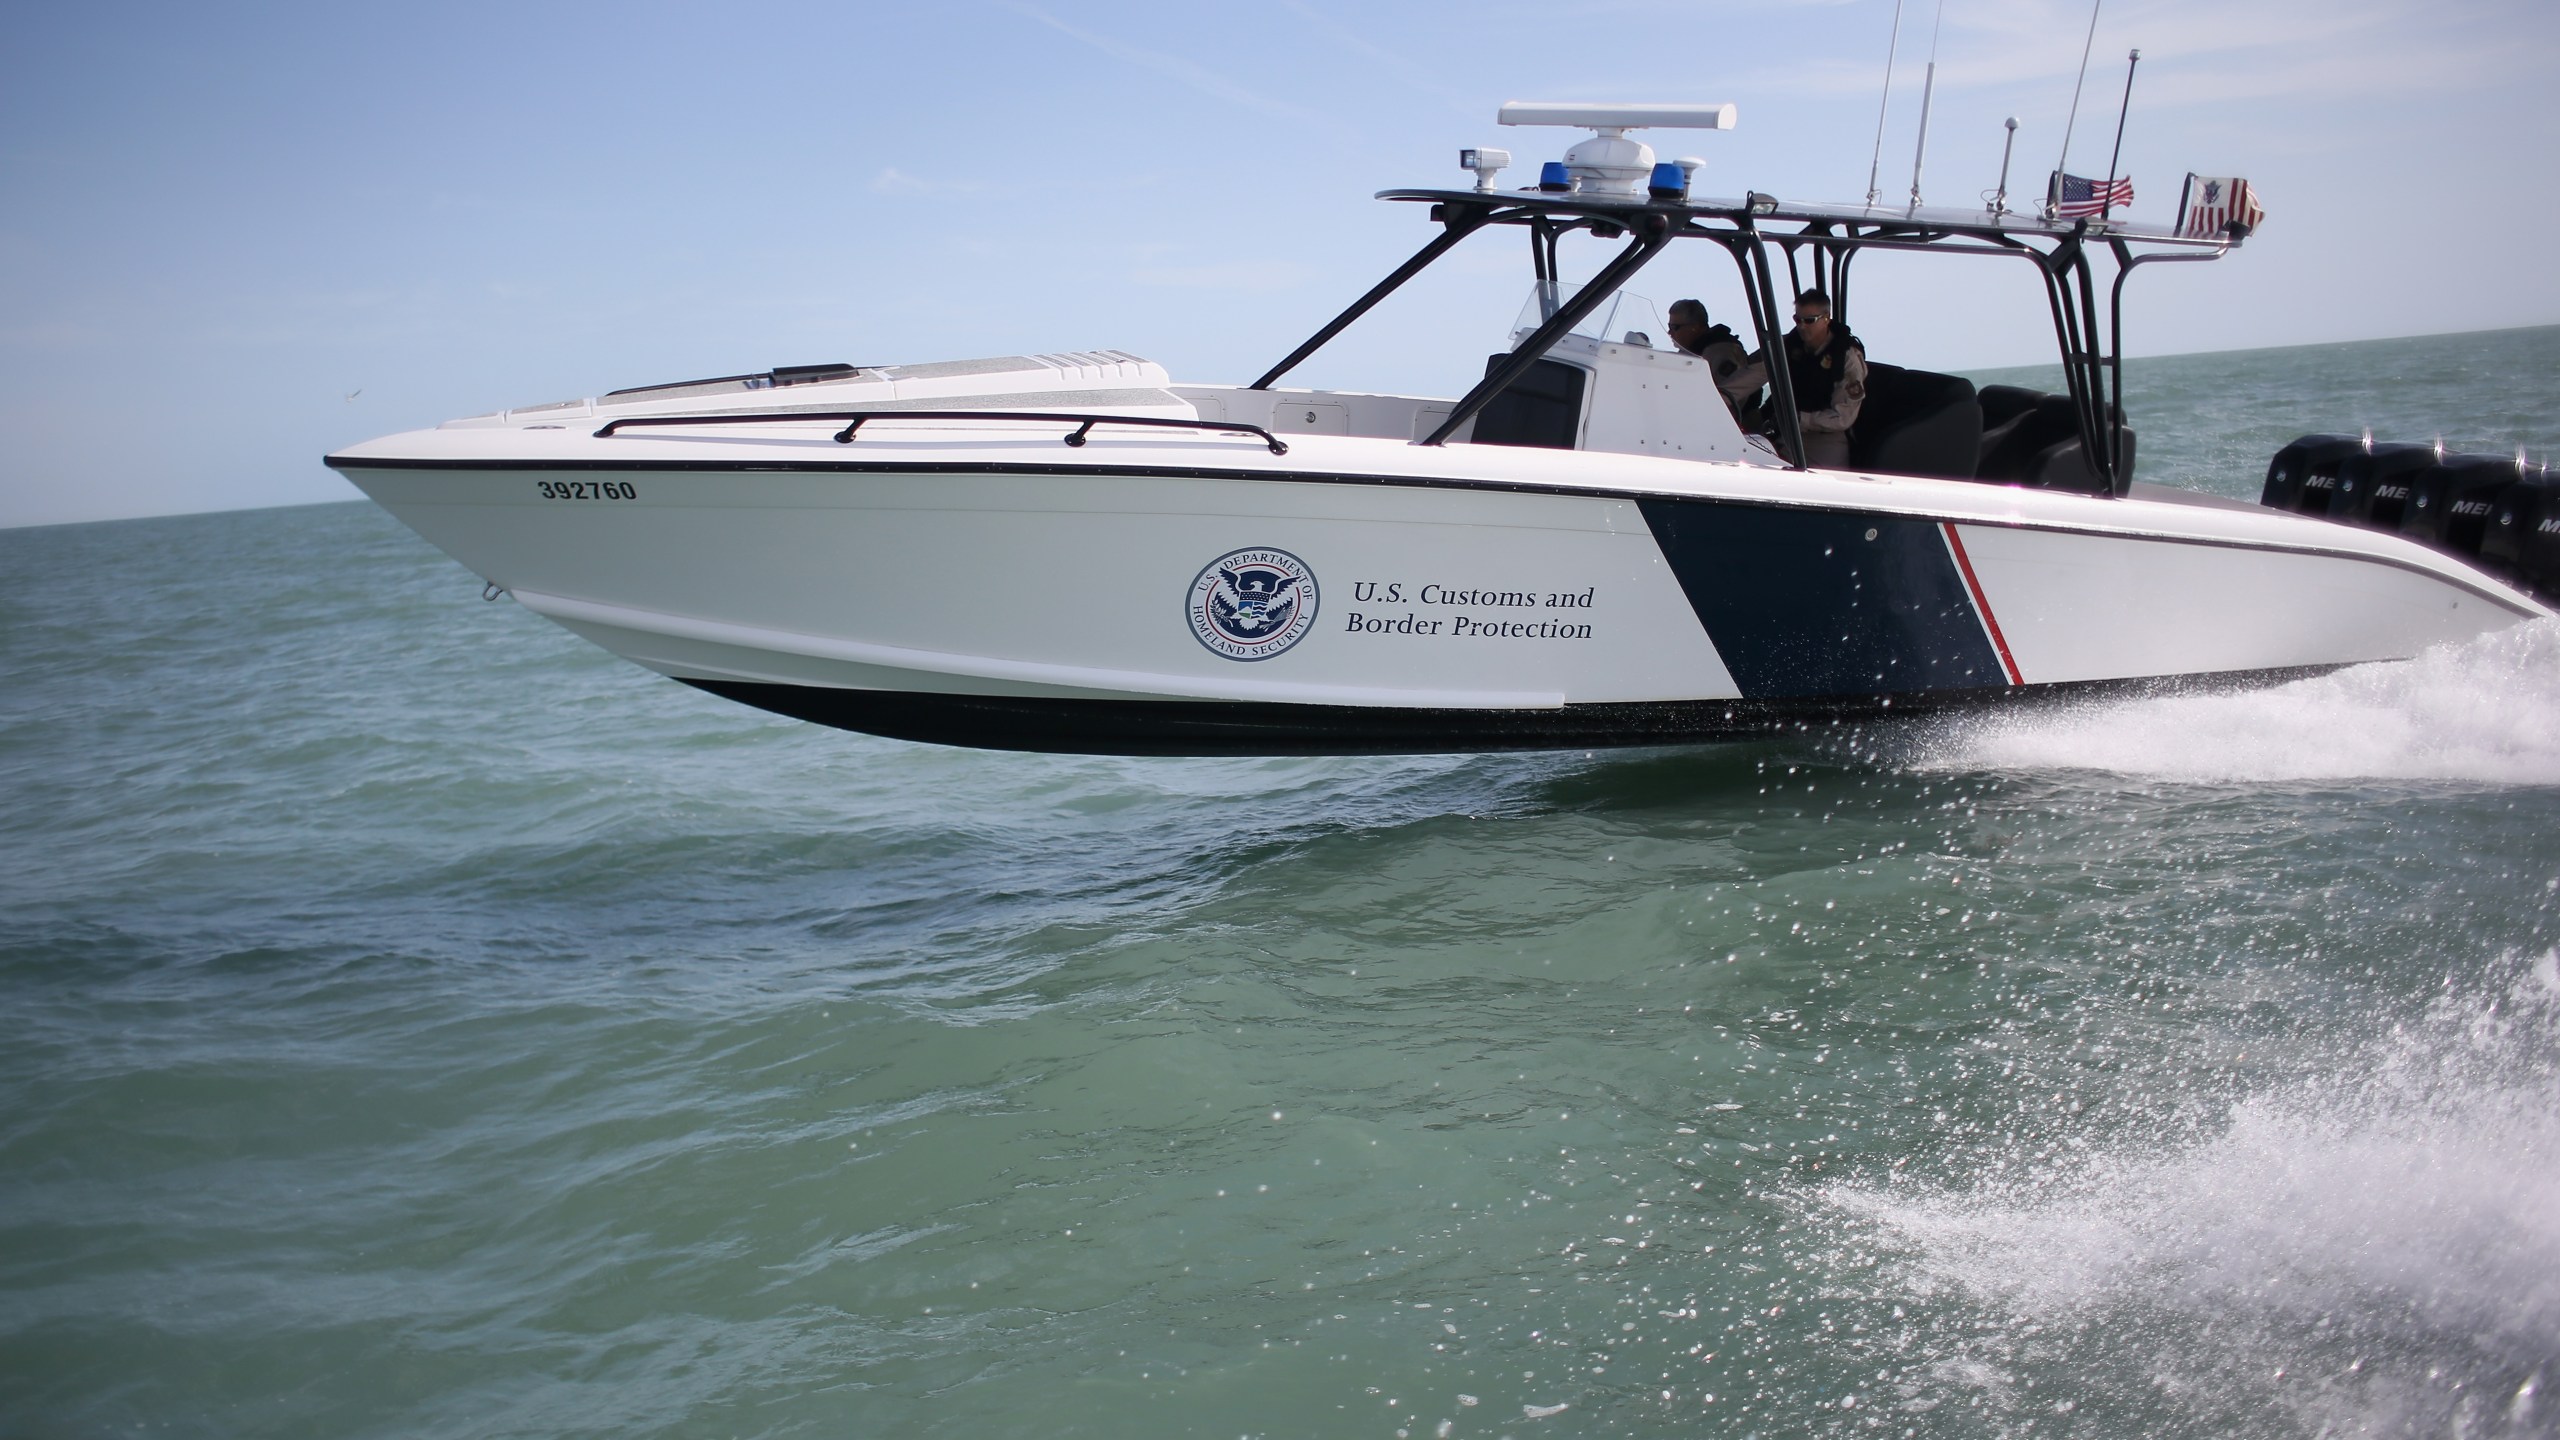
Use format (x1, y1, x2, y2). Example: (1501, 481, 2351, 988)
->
(2267, 436, 2556, 604)
(2481, 473, 2560, 595)
(2260, 434, 2365, 515)
(2405, 454, 2530, 557)
(2331, 442, 2439, 530)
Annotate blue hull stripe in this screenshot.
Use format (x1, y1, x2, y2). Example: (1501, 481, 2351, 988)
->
(1638, 499, 2009, 698)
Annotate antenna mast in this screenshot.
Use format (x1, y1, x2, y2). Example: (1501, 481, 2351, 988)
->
(2053, 0, 2103, 201)
(1864, 0, 1906, 206)
(1906, 0, 1947, 208)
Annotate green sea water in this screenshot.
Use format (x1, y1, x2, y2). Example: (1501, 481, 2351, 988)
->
(3, 327, 2558, 1439)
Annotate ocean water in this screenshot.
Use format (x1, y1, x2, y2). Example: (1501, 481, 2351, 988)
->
(4, 327, 2558, 1439)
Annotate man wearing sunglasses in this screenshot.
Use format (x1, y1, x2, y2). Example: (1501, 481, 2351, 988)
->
(1730, 289, 1867, 468)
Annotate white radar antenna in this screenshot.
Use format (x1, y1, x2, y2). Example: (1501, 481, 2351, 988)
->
(1494, 101, 1738, 197)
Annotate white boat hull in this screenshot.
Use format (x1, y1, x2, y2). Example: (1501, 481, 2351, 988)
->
(330, 418, 2547, 754)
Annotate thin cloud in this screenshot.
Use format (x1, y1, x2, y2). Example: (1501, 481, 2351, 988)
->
(1131, 259, 1314, 292)
(1005, 3, 1345, 135)
(1269, 0, 1480, 118)
(1756, 0, 2527, 105)
(871, 167, 983, 195)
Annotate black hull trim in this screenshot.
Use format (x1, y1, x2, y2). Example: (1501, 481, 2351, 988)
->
(681, 668, 2345, 756)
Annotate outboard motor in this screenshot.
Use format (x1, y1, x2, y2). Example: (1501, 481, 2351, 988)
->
(2260, 434, 2362, 513)
(2401, 454, 2529, 557)
(2480, 469, 2560, 598)
(2518, 481, 2560, 604)
(2262, 436, 2553, 600)
(2330, 442, 2439, 530)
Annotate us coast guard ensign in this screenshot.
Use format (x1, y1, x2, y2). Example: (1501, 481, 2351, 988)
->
(1187, 548, 1319, 661)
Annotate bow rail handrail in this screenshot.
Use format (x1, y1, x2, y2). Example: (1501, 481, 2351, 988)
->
(591, 410, 1288, 454)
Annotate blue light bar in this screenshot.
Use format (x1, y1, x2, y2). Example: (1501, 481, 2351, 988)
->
(1648, 162, 1688, 200)
(1538, 161, 1571, 193)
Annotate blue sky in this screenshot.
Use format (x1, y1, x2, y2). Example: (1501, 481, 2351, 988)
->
(3, 0, 2554, 528)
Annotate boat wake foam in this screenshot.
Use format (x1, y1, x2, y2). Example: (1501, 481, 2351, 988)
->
(1914, 617, 2560, 785)
(1817, 949, 2560, 1434)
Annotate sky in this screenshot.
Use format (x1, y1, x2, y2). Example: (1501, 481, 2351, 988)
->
(3, 0, 2555, 528)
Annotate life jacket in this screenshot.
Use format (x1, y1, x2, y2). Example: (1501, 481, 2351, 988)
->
(1690, 324, 1747, 385)
(1680, 324, 1743, 365)
(1785, 325, 1861, 412)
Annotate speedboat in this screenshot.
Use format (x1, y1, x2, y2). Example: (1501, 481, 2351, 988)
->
(327, 102, 2554, 755)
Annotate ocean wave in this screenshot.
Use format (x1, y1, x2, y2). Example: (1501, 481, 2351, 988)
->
(1818, 949, 2560, 1436)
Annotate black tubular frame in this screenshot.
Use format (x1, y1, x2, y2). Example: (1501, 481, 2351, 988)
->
(593, 410, 1289, 454)
(1252, 184, 2237, 489)
(1252, 202, 1493, 390)
(1737, 220, 1809, 469)
(1420, 212, 1675, 447)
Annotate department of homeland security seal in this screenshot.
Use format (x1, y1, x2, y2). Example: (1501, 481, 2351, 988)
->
(1187, 547, 1319, 661)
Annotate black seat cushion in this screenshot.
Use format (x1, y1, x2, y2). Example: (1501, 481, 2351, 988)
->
(1979, 394, 2081, 480)
(1978, 392, 2130, 491)
(1849, 363, 1983, 479)
(1470, 355, 1586, 449)
(1977, 385, 2043, 429)
(2021, 427, 2136, 493)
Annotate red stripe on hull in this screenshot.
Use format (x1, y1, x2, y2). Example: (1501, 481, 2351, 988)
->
(1940, 522, 2024, 685)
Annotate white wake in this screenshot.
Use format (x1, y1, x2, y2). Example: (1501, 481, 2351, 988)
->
(1917, 618, 2560, 785)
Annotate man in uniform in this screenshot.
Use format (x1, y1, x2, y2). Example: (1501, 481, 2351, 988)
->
(1730, 289, 1866, 468)
(1665, 299, 1754, 420)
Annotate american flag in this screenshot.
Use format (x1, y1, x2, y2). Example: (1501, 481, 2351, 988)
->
(2179, 175, 2266, 239)
(2049, 171, 2134, 218)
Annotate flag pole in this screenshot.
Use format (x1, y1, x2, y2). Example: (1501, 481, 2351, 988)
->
(1990, 116, 2019, 215)
(2101, 48, 2140, 220)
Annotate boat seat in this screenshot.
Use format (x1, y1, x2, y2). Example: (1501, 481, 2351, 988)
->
(1976, 391, 2132, 493)
(1977, 394, 2078, 479)
(1848, 363, 1981, 480)
(2020, 423, 2136, 493)
(1470, 354, 1586, 449)
(1977, 384, 2043, 430)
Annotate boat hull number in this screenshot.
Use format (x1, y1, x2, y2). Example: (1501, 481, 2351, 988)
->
(535, 481, 638, 500)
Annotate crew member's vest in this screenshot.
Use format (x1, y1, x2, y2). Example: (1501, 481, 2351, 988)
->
(1693, 324, 1746, 383)
(1785, 326, 1861, 412)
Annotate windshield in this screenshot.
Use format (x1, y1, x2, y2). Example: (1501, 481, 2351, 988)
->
(1509, 282, 1668, 351)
